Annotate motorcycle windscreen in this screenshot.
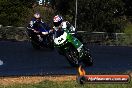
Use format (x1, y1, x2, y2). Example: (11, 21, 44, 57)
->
(33, 22, 49, 32)
(54, 29, 65, 38)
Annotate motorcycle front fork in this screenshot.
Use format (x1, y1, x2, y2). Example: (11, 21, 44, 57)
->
(76, 44, 84, 58)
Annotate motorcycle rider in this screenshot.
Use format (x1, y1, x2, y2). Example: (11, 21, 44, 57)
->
(53, 15, 76, 35)
(53, 15, 83, 57)
(27, 12, 51, 41)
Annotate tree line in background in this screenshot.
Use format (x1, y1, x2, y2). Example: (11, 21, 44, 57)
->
(0, 0, 132, 33)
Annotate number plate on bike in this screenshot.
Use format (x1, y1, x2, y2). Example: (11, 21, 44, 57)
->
(54, 32, 67, 45)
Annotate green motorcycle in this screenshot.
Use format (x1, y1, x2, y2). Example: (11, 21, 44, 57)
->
(54, 29, 93, 67)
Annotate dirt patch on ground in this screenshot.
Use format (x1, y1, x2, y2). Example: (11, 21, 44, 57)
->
(0, 73, 132, 86)
(0, 75, 76, 85)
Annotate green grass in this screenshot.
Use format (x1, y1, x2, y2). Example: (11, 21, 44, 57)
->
(122, 23, 132, 45)
(0, 80, 132, 88)
(124, 23, 132, 34)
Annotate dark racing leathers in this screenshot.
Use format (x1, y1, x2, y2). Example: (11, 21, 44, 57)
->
(27, 17, 51, 41)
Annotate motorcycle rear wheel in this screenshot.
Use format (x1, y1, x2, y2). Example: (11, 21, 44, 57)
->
(82, 47, 93, 66)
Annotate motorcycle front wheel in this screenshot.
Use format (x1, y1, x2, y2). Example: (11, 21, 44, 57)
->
(65, 46, 79, 67)
(31, 40, 41, 50)
(47, 36, 54, 50)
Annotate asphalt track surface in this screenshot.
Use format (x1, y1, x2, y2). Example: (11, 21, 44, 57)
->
(0, 41, 132, 76)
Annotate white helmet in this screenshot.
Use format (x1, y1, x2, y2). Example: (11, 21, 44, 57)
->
(53, 15, 63, 27)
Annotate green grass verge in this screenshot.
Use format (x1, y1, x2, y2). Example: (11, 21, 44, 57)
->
(0, 80, 132, 88)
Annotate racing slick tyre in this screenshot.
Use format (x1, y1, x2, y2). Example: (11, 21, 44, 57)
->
(65, 46, 79, 67)
(82, 47, 93, 66)
(31, 41, 41, 50)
